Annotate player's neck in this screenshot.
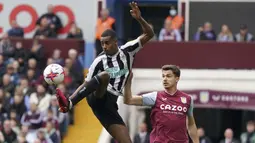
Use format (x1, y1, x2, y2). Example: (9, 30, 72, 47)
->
(107, 48, 119, 56)
(165, 87, 178, 96)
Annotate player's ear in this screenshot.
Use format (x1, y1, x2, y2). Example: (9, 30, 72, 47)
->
(114, 38, 118, 45)
(175, 77, 180, 83)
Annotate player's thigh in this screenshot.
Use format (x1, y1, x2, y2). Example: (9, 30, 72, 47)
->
(94, 85, 107, 98)
(87, 92, 131, 143)
(94, 72, 109, 98)
(107, 124, 132, 143)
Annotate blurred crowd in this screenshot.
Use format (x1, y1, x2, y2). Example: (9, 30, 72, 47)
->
(0, 33, 84, 142)
(193, 23, 254, 42)
(157, 6, 254, 42)
(94, 5, 254, 57)
(1, 2, 255, 143)
(3, 3, 255, 55)
(118, 120, 255, 143)
(197, 121, 255, 143)
(6, 4, 83, 40)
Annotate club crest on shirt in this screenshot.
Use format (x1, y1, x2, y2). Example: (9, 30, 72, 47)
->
(180, 97, 187, 104)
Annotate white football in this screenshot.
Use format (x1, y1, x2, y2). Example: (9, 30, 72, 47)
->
(43, 64, 65, 85)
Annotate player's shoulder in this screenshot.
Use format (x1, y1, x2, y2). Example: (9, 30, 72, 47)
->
(94, 52, 106, 61)
(143, 91, 158, 96)
(120, 37, 141, 49)
(178, 91, 193, 105)
(90, 53, 106, 67)
(179, 91, 192, 99)
(179, 91, 193, 101)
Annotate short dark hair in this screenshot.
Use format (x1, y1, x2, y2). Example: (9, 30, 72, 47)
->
(161, 65, 181, 77)
(101, 29, 117, 40)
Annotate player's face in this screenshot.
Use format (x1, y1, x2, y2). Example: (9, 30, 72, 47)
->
(162, 70, 179, 89)
(101, 36, 118, 55)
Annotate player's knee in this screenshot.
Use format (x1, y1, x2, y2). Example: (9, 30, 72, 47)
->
(98, 71, 110, 83)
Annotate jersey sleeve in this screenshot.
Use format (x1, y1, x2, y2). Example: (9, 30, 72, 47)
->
(85, 56, 103, 82)
(142, 91, 157, 106)
(187, 96, 194, 117)
(120, 37, 143, 56)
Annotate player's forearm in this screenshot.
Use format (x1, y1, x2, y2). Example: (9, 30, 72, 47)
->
(124, 94, 143, 105)
(188, 124, 199, 143)
(123, 83, 133, 104)
(123, 83, 143, 105)
(137, 17, 154, 38)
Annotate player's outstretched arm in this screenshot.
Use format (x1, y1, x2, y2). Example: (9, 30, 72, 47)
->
(130, 2, 154, 46)
(187, 100, 199, 143)
(123, 73, 143, 105)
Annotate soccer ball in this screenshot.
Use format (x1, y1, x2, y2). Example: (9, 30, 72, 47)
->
(43, 64, 65, 85)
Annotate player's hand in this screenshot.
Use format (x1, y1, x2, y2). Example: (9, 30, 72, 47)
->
(129, 2, 141, 20)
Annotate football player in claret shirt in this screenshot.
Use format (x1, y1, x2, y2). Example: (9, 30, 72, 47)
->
(124, 65, 199, 143)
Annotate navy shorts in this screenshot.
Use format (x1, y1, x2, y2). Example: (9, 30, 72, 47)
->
(86, 91, 125, 129)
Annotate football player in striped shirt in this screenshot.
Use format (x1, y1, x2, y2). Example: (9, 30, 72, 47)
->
(56, 2, 154, 143)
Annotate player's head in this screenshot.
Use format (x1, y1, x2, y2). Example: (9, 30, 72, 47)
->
(101, 29, 118, 56)
(161, 65, 180, 89)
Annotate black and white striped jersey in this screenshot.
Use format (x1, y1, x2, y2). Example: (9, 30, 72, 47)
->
(85, 37, 143, 96)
